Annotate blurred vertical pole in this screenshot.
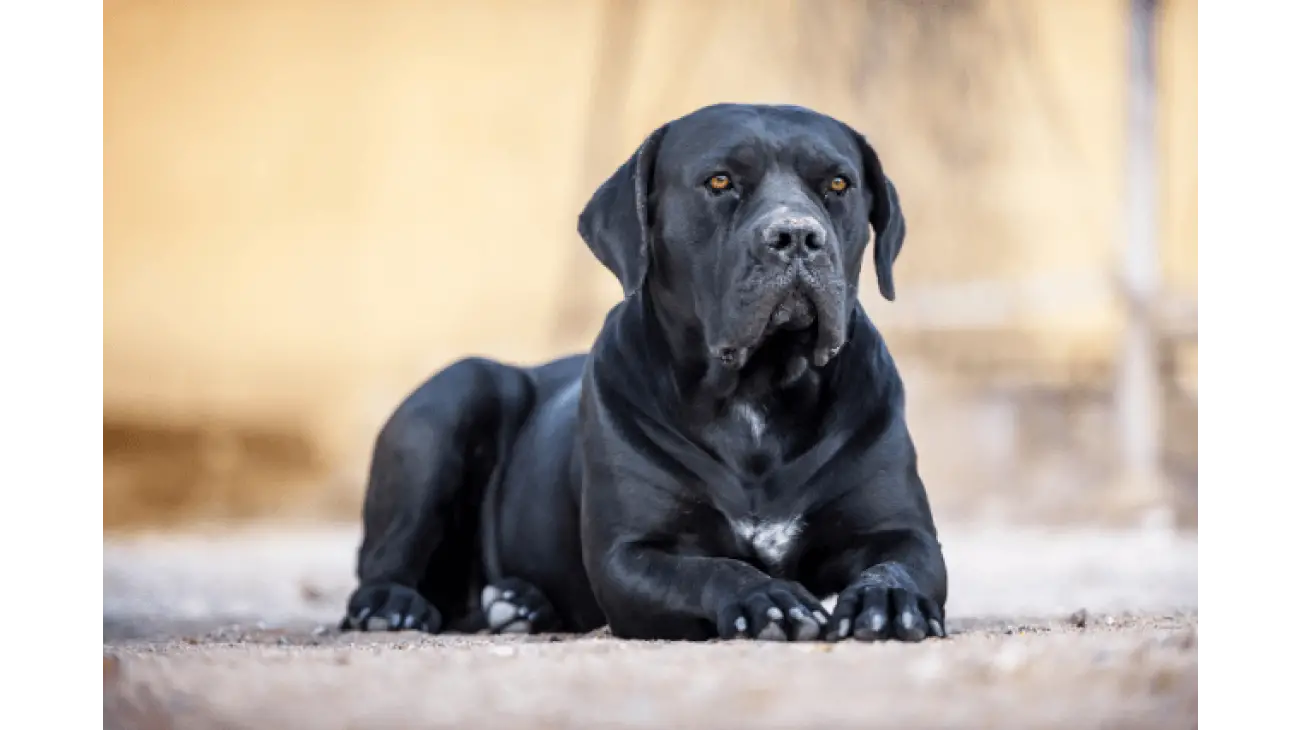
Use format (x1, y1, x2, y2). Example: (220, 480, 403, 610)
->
(551, 0, 640, 346)
(1115, 0, 1165, 514)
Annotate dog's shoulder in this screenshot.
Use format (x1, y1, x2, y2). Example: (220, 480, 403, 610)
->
(529, 353, 588, 396)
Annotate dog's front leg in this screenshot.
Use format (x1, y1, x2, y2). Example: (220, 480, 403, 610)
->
(592, 544, 830, 641)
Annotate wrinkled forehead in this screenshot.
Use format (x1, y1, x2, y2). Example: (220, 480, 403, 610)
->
(656, 105, 861, 184)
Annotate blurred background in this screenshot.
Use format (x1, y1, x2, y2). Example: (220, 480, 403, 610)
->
(103, 0, 1196, 535)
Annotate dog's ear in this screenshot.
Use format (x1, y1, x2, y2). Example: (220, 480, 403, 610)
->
(577, 124, 670, 297)
(846, 128, 906, 302)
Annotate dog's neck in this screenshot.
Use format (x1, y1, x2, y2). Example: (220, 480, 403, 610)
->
(599, 288, 892, 491)
(619, 287, 871, 487)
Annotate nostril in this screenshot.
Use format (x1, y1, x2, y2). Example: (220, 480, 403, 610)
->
(764, 222, 824, 255)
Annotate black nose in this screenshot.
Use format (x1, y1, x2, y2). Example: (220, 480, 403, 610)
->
(762, 219, 824, 257)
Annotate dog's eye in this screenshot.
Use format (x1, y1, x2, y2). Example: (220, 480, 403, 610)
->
(827, 176, 850, 194)
(706, 174, 733, 192)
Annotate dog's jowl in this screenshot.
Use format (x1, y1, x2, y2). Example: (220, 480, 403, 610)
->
(342, 103, 948, 643)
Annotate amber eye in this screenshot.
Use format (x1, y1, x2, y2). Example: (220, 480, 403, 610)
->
(707, 174, 733, 191)
(828, 176, 849, 193)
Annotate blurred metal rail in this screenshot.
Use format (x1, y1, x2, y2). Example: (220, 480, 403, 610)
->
(1115, 0, 1166, 509)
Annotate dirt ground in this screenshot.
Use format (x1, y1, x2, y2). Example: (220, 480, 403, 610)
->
(104, 523, 1197, 729)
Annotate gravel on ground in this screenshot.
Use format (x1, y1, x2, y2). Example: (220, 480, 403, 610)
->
(104, 522, 1197, 730)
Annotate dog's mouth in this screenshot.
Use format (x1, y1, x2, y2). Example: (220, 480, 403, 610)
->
(708, 271, 847, 374)
(766, 291, 818, 334)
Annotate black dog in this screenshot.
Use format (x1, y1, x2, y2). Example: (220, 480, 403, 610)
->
(342, 103, 947, 642)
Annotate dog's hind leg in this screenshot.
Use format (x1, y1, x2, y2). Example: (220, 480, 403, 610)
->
(343, 357, 535, 633)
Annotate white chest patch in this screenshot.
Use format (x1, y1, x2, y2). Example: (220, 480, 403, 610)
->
(732, 517, 804, 567)
(731, 402, 765, 442)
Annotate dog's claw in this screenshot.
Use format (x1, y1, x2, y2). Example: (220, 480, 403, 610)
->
(716, 579, 828, 642)
(342, 584, 442, 635)
(870, 611, 887, 633)
(787, 607, 822, 642)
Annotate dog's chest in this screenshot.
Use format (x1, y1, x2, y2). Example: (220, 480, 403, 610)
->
(730, 401, 767, 444)
(729, 516, 805, 569)
(707, 399, 807, 570)
(703, 398, 781, 475)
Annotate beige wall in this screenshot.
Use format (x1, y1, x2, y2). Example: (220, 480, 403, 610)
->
(1159, 0, 1198, 295)
(104, 0, 1196, 529)
(106, 1, 604, 428)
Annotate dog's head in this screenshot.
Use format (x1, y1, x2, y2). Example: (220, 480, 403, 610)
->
(578, 103, 904, 374)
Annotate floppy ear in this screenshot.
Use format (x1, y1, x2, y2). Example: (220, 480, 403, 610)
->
(848, 129, 907, 302)
(577, 124, 669, 297)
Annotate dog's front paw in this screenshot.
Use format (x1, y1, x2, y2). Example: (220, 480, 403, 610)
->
(342, 583, 442, 633)
(829, 563, 945, 642)
(481, 578, 558, 634)
(716, 579, 830, 642)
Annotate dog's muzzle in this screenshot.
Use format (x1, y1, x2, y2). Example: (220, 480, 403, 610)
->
(710, 261, 847, 372)
(769, 290, 817, 332)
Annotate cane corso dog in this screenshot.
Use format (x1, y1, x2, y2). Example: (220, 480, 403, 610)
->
(342, 103, 948, 642)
